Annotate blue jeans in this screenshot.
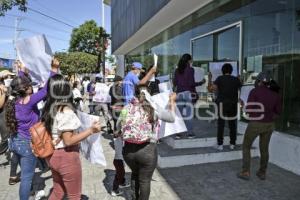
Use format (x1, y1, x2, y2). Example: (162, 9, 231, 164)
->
(11, 135, 37, 200)
(176, 91, 193, 133)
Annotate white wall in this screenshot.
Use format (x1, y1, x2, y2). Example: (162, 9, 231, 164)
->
(269, 132, 300, 175)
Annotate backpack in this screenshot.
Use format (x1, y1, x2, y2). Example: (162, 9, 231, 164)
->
(120, 100, 159, 143)
(30, 122, 55, 158)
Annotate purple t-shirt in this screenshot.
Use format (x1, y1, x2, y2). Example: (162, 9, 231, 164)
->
(15, 71, 56, 139)
(246, 85, 282, 123)
(174, 66, 197, 93)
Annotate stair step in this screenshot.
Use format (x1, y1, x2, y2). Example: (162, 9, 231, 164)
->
(157, 143, 259, 168)
(163, 135, 244, 149)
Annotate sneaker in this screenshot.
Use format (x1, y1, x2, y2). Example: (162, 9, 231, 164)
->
(34, 190, 46, 200)
(175, 134, 182, 139)
(229, 145, 235, 150)
(187, 134, 196, 139)
(111, 189, 123, 197)
(256, 171, 266, 180)
(237, 171, 250, 181)
(119, 182, 130, 188)
(9, 177, 20, 185)
(215, 145, 223, 151)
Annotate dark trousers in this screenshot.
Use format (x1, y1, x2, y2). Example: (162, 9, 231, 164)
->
(113, 159, 125, 190)
(123, 142, 157, 200)
(10, 152, 20, 177)
(112, 110, 121, 131)
(217, 102, 238, 145)
(242, 122, 274, 173)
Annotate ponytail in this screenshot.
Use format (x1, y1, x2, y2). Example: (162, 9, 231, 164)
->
(5, 96, 17, 134)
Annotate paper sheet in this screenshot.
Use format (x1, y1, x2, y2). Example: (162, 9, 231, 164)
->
(151, 92, 187, 138)
(193, 67, 206, 93)
(16, 35, 52, 83)
(93, 82, 111, 103)
(77, 111, 106, 166)
(156, 75, 170, 83)
(209, 61, 238, 81)
(158, 81, 172, 93)
(240, 85, 255, 104)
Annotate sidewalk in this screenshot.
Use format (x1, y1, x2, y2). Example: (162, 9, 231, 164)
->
(1, 130, 300, 200)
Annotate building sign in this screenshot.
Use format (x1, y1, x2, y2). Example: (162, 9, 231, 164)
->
(0, 58, 14, 68)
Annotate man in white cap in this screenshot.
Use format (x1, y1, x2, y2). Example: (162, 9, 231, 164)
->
(123, 62, 156, 105)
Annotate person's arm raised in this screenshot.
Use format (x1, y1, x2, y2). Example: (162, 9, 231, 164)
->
(139, 66, 156, 85)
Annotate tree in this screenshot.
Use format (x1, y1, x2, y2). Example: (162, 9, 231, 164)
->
(54, 52, 98, 76)
(0, 0, 27, 16)
(69, 20, 108, 56)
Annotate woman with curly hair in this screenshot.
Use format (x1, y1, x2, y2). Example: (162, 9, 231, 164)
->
(5, 59, 59, 200)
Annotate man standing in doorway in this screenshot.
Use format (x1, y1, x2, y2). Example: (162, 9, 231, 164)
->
(123, 62, 156, 105)
(208, 63, 242, 151)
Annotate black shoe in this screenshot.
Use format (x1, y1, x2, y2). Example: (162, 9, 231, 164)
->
(256, 171, 266, 180)
(9, 177, 20, 185)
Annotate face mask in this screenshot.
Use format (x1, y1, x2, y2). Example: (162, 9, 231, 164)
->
(136, 73, 140, 77)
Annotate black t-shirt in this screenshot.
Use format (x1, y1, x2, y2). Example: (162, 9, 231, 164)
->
(214, 75, 241, 104)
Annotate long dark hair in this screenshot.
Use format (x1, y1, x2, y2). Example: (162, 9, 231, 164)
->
(41, 74, 75, 133)
(176, 53, 192, 74)
(135, 86, 155, 125)
(5, 76, 31, 133)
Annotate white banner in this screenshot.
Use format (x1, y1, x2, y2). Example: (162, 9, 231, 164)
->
(151, 92, 187, 138)
(77, 111, 106, 166)
(209, 61, 238, 81)
(193, 67, 206, 93)
(16, 35, 52, 83)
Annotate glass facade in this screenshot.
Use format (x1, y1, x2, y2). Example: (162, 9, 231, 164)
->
(125, 0, 300, 136)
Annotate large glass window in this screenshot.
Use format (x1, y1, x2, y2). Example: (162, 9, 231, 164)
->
(125, 0, 300, 136)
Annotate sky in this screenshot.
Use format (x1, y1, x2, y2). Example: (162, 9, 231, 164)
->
(0, 0, 111, 59)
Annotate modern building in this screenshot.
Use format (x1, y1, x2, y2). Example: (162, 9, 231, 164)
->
(110, 0, 300, 174)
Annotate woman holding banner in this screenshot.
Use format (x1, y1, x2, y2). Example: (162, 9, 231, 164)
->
(5, 58, 59, 200)
(42, 74, 102, 200)
(173, 53, 206, 139)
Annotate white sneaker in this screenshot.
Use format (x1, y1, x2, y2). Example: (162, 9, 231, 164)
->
(34, 190, 45, 200)
(111, 189, 123, 197)
(215, 145, 223, 151)
(229, 145, 235, 150)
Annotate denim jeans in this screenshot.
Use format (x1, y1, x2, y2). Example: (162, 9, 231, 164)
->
(123, 142, 157, 200)
(176, 91, 193, 133)
(11, 135, 37, 200)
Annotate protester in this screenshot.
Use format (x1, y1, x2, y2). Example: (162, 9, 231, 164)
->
(109, 75, 124, 131)
(111, 132, 130, 196)
(82, 76, 90, 94)
(5, 58, 59, 200)
(173, 53, 206, 139)
(93, 77, 113, 133)
(208, 63, 242, 150)
(139, 65, 160, 95)
(119, 86, 176, 200)
(238, 72, 281, 181)
(87, 78, 96, 114)
(73, 81, 83, 110)
(123, 62, 157, 105)
(0, 78, 20, 185)
(41, 74, 102, 200)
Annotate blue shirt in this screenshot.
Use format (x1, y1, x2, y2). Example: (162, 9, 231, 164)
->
(123, 71, 140, 105)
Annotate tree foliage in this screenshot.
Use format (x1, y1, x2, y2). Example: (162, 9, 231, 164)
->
(69, 20, 108, 56)
(54, 52, 99, 75)
(0, 0, 27, 16)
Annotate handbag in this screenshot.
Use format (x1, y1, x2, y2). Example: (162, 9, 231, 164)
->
(30, 122, 56, 158)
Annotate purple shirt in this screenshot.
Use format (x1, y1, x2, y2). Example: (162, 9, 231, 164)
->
(16, 71, 56, 139)
(174, 66, 199, 93)
(246, 85, 282, 123)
